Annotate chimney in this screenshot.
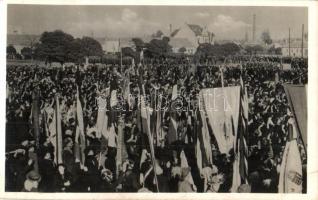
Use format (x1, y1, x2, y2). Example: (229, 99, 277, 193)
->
(170, 24, 172, 35)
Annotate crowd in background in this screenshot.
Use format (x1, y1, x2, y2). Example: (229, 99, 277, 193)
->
(5, 56, 307, 192)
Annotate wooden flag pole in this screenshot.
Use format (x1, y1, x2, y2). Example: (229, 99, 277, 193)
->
(141, 83, 160, 192)
(32, 90, 40, 174)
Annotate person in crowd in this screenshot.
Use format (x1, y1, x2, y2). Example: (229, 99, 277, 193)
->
(21, 170, 41, 192)
(54, 164, 73, 192)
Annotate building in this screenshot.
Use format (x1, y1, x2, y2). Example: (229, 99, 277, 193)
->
(281, 39, 308, 58)
(171, 24, 215, 46)
(169, 38, 196, 55)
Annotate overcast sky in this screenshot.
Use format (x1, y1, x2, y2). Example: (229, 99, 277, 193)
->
(7, 5, 308, 40)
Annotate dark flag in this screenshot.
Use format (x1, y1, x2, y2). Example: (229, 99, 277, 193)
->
(283, 84, 307, 148)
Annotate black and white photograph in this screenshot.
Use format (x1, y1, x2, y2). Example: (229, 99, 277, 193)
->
(3, 2, 313, 195)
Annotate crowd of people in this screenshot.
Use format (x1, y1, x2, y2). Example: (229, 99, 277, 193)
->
(5, 56, 307, 193)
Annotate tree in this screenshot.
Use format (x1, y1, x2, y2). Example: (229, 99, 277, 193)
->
(122, 47, 136, 58)
(162, 36, 170, 44)
(195, 42, 241, 58)
(194, 43, 213, 62)
(219, 43, 241, 56)
(131, 38, 145, 52)
(67, 38, 84, 63)
(245, 45, 264, 55)
(7, 45, 17, 57)
(151, 30, 164, 38)
(26, 35, 39, 60)
(80, 36, 103, 57)
(34, 31, 103, 65)
(34, 30, 74, 65)
(21, 47, 32, 59)
(178, 47, 187, 54)
(275, 47, 282, 55)
(145, 37, 172, 58)
(261, 30, 273, 45)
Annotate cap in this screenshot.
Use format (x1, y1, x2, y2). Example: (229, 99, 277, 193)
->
(26, 170, 41, 182)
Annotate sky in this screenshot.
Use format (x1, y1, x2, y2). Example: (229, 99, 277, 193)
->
(7, 5, 308, 40)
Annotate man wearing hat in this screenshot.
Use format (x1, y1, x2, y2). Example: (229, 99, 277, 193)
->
(38, 151, 56, 192)
(21, 170, 41, 192)
(84, 147, 99, 192)
(62, 137, 75, 176)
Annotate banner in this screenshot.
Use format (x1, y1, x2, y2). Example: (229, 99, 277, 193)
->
(96, 96, 106, 138)
(75, 86, 86, 165)
(76, 86, 85, 133)
(200, 86, 241, 154)
(284, 84, 307, 147)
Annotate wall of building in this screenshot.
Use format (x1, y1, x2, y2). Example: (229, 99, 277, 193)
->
(172, 47, 196, 55)
(174, 26, 199, 48)
(281, 47, 308, 57)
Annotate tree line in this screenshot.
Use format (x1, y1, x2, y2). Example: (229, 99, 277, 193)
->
(7, 30, 104, 65)
(7, 29, 282, 65)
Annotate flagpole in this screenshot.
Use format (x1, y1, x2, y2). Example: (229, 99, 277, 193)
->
(119, 38, 123, 73)
(140, 71, 160, 192)
(220, 66, 224, 88)
(32, 90, 40, 174)
(55, 94, 63, 164)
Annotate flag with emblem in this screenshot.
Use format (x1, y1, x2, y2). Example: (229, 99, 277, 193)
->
(278, 118, 303, 193)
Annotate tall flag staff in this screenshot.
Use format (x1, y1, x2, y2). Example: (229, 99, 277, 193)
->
(119, 38, 123, 73)
(55, 94, 63, 164)
(75, 65, 86, 167)
(31, 89, 40, 174)
(138, 63, 160, 192)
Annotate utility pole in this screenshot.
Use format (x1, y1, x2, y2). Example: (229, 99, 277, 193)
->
(301, 24, 304, 58)
(252, 14, 256, 42)
(288, 28, 291, 57)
